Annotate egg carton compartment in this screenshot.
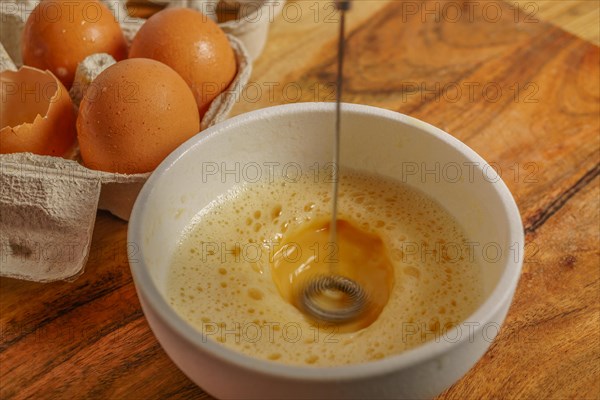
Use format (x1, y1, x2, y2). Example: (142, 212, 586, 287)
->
(0, 0, 253, 282)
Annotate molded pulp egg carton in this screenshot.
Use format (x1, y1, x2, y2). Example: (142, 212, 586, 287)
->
(0, 0, 285, 282)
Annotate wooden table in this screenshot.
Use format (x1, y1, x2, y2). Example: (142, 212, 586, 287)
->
(1, 1, 599, 398)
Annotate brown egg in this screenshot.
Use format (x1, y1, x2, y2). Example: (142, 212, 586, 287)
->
(76, 58, 200, 174)
(1, 66, 76, 156)
(129, 8, 237, 120)
(22, 0, 127, 89)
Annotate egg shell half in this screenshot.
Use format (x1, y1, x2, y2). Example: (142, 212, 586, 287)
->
(1, 66, 77, 156)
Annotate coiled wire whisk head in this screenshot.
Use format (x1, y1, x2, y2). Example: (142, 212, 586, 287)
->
(298, 275, 368, 323)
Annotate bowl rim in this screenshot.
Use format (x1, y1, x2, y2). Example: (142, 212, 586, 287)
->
(128, 102, 524, 381)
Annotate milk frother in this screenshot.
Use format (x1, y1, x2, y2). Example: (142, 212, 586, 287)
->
(297, 0, 369, 324)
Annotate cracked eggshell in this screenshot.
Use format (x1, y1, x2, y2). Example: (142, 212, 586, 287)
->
(0, 65, 77, 156)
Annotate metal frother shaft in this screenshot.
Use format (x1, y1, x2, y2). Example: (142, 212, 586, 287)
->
(297, 0, 368, 324)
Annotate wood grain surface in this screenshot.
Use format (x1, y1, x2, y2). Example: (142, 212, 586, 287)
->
(1, 1, 599, 399)
(514, 0, 600, 45)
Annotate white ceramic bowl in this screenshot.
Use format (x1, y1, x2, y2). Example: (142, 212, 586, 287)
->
(128, 103, 524, 399)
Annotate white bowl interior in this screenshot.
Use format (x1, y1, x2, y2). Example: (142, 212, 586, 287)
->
(138, 104, 514, 301)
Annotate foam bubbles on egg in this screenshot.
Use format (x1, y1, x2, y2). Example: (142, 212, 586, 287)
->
(167, 170, 484, 366)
